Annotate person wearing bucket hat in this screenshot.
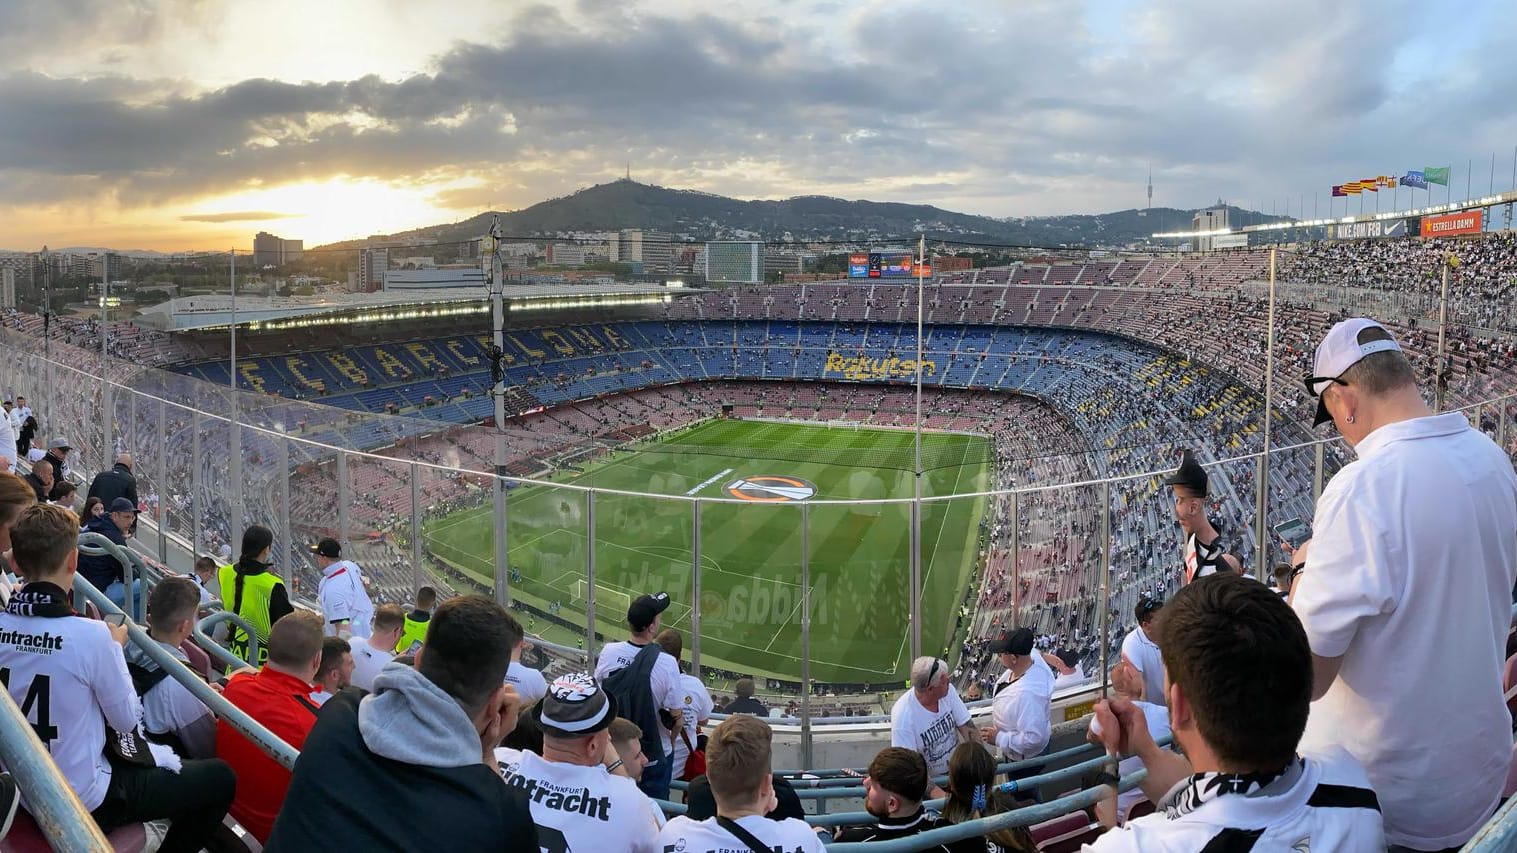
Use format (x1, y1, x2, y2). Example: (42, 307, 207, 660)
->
(497, 673, 666, 852)
(1292, 317, 1517, 850)
(1163, 450, 1241, 585)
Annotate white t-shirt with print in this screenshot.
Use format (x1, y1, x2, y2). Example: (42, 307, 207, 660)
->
(348, 636, 394, 692)
(667, 672, 714, 779)
(890, 687, 971, 777)
(497, 748, 666, 853)
(0, 610, 141, 811)
(594, 640, 684, 712)
(656, 814, 826, 853)
(507, 660, 548, 707)
(318, 560, 373, 639)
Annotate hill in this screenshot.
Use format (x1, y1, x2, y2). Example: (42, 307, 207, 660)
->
(313, 180, 1288, 251)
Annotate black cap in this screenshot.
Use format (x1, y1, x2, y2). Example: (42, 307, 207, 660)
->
(108, 497, 137, 514)
(535, 673, 617, 737)
(310, 538, 341, 558)
(627, 592, 670, 630)
(1054, 648, 1080, 669)
(1162, 450, 1208, 497)
(988, 627, 1034, 656)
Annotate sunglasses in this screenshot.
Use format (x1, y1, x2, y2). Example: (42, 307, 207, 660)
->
(1302, 374, 1348, 397)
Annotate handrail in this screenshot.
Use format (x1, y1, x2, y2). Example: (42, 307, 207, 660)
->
(1463, 788, 1517, 851)
(77, 530, 145, 621)
(72, 566, 301, 771)
(195, 610, 260, 670)
(0, 688, 113, 851)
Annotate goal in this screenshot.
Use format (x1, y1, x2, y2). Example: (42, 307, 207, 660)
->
(827, 419, 863, 430)
(571, 579, 632, 617)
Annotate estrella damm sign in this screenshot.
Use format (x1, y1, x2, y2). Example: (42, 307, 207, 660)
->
(823, 352, 936, 381)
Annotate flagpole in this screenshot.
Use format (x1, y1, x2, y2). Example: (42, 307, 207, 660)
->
(1466, 158, 1472, 203)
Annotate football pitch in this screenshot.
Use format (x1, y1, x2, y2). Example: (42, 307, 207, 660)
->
(421, 418, 991, 684)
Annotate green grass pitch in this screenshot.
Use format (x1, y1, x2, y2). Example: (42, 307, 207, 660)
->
(422, 418, 991, 684)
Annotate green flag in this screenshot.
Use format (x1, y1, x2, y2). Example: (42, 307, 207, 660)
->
(1424, 165, 1450, 186)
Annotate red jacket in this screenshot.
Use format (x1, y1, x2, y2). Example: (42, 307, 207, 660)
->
(216, 666, 320, 842)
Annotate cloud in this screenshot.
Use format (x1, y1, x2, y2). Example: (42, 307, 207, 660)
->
(178, 210, 297, 223)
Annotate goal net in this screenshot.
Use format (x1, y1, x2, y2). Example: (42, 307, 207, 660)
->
(572, 578, 632, 617)
(827, 419, 863, 430)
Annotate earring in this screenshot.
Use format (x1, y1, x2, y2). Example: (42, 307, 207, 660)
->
(1345, 414, 1356, 424)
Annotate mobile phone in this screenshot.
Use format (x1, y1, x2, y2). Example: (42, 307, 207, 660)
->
(103, 613, 128, 628)
(1273, 518, 1311, 549)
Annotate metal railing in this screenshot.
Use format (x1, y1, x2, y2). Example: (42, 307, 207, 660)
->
(0, 690, 112, 850)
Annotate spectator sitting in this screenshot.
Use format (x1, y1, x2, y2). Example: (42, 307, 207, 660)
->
(349, 603, 404, 691)
(220, 525, 293, 667)
(397, 584, 436, 655)
(21, 457, 51, 503)
(312, 537, 374, 639)
(49, 480, 76, 511)
(266, 596, 538, 849)
(722, 677, 767, 716)
(82, 496, 103, 524)
(507, 633, 549, 710)
(609, 717, 652, 783)
(2, 504, 235, 852)
(78, 497, 139, 610)
(40, 438, 71, 501)
(125, 577, 217, 758)
(310, 636, 354, 706)
(188, 555, 220, 608)
(497, 675, 665, 852)
(980, 628, 1052, 763)
(655, 715, 824, 853)
(86, 452, 138, 516)
(1045, 648, 1090, 692)
(1087, 574, 1384, 851)
(834, 747, 951, 849)
(891, 656, 978, 782)
(655, 628, 713, 782)
(595, 591, 685, 800)
(0, 471, 36, 606)
(217, 610, 325, 844)
(941, 742, 1036, 853)
(1093, 661, 1171, 829)
(1120, 596, 1165, 713)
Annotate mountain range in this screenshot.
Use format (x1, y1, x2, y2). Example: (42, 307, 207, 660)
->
(313, 180, 1289, 252)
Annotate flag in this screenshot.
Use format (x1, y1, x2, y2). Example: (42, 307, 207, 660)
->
(1342, 182, 1363, 195)
(1378, 175, 1397, 188)
(1360, 179, 1378, 192)
(1332, 184, 1348, 197)
(1402, 171, 1428, 190)
(1424, 166, 1450, 185)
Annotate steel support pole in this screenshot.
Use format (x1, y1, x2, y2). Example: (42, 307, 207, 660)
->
(190, 411, 202, 559)
(1436, 261, 1450, 412)
(800, 503, 813, 772)
(1255, 250, 1278, 580)
(277, 428, 291, 576)
(909, 497, 922, 661)
(1312, 442, 1326, 505)
(585, 492, 597, 659)
(1501, 402, 1510, 452)
(488, 221, 512, 609)
(1097, 481, 1112, 692)
(910, 233, 925, 662)
(229, 249, 244, 543)
(156, 399, 168, 562)
(336, 453, 350, 553)
(101, 254, 112, 473)
(411, 463, 424, 599)
(1009, 491, 1021, 626)
(690, 499, 702, 680)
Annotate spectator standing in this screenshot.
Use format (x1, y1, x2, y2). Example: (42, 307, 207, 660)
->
(1045, 648, 1090, 692)
(14, 416, 35, 463)
(722, 677, 767, 715)
(0, 400, 14, 472)
(14, 397, 30, 424)
(220, 525, 293, 667)
(1088, 574, 1384, 851)
(890, 656, 978, 779)
(349, 603, 404, 691)
(979, 628, 1052, 763)
(266, 596, 538, 850)
(125, 577, 217, 758)
(78, 497, 140, 610)
(1, 504, 235, 852)
(86, 453, 138, 513)
(1164, 450, 1241, 584)
(940, 743, 1036, 853)
(496, 674, 666, 853)
(595, 591, 685, 800)
(654, 715, 825, 853)
(1119, 596, 1165, 707)
(1293, 318, 1517, 852)
(833, 747, 951, 849)
(507, 633, 549, 709)
(310, 636, 354, 706)
(312, 537, 374, 639)
(655, 628, 713, 780)
(397, 584, 436, 654)
(217, 610, 325, 844)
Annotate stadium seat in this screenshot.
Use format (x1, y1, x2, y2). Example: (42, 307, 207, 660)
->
(1, 811, 145, 852)
(1028, 812, 1088, 844)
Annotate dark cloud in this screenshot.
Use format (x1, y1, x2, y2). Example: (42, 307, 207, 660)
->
(178, 211, 295, 223)
(1, 0, 1514, 222)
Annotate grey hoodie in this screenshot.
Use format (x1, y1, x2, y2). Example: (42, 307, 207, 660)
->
(358, 661, 481, 768)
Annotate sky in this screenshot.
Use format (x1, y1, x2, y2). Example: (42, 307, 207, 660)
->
(1, 0, 1514, 251)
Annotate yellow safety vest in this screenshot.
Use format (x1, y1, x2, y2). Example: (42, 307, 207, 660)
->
(397, 613, 430, 656)
(218, 563, 283, 667)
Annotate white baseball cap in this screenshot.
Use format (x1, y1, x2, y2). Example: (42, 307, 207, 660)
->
(1306, 318, 1402, 427)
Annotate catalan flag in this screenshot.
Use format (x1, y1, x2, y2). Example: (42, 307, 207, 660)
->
(1341, 181, 1364, 194)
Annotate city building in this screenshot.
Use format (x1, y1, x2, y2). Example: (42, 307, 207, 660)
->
(1, 268, 14, 309)
(253, 232, 305, 267)
(1192, 205, 1230, 253)
(762, 249, 812, 277)
(618, 229, 672, 274)
(704, 241, 763, 284)
(359, 247, 389, 293)
(933, 255, 974, 273)
(383, 266, 487, 291)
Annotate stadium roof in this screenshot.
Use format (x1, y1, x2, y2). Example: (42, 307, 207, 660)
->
(135, 282, 694, 332)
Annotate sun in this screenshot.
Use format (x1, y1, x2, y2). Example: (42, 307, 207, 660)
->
(188, 178, 471, 248)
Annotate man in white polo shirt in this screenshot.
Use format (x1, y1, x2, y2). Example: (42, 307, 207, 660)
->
(312, 538, 374, 639)
(890, 655, 977, 780)
(1290, 318, 1517, 852)
(349, 603, 404, 692)
(1120, 595, 1165, 705)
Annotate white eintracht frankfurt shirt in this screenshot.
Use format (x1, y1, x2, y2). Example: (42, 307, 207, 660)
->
(655, 814, 826, 853)
(497, 748, 665, 853)
(348, 636, 394, 692)
(506, 660, 549, 708)
(1120, 625, 1165, 706)
(318, 560, 373, 639)
(1293, 413, 1517, 850)
(0, 609, 141, 810)
(991, 652, 1053, 760)
(594, 641, 685, 714)
(890, 686, 971, 777)
(667, 672, 713, 779)
(1087, 748, 1384, 852)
